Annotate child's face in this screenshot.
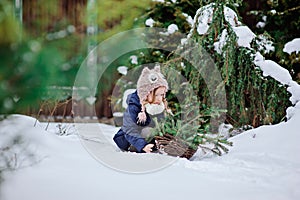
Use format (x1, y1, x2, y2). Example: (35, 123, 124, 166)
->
(147, 86, 166, 104)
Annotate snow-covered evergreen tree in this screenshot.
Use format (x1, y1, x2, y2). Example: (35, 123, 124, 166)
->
(141, 0, 291, 127)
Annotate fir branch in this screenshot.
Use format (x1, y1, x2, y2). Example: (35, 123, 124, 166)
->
(273, 5, 300, 16)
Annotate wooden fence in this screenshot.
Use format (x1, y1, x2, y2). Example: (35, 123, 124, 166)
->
(28, 86, 115, 123)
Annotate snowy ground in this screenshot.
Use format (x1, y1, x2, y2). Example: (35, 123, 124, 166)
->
(1, 106, 300, 200)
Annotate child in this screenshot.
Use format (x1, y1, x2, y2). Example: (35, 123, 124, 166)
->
(113, 65, 172, 153)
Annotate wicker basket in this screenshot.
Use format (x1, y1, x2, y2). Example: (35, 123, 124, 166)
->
(155, 134, 197, 159)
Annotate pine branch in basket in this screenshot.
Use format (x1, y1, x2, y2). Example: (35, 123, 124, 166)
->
(155, 134, 196, 159)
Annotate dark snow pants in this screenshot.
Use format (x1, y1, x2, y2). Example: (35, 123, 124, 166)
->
(113, 129, 130, 151)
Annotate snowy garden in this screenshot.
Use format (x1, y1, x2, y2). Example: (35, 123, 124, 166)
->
(1, 0, 300, 200)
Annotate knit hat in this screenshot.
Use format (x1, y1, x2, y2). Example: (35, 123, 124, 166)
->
(137, 65, 169, 102)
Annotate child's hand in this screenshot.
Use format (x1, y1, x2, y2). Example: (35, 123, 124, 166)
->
(142, 144, 154, 153)
(137, 111, 147, 124)
(166, 108, 174, 116)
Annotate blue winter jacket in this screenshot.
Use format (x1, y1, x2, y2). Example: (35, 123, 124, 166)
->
(113, 91, 162, 152)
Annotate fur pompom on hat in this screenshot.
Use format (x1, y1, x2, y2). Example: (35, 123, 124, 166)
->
(137, 65, 169, 102)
